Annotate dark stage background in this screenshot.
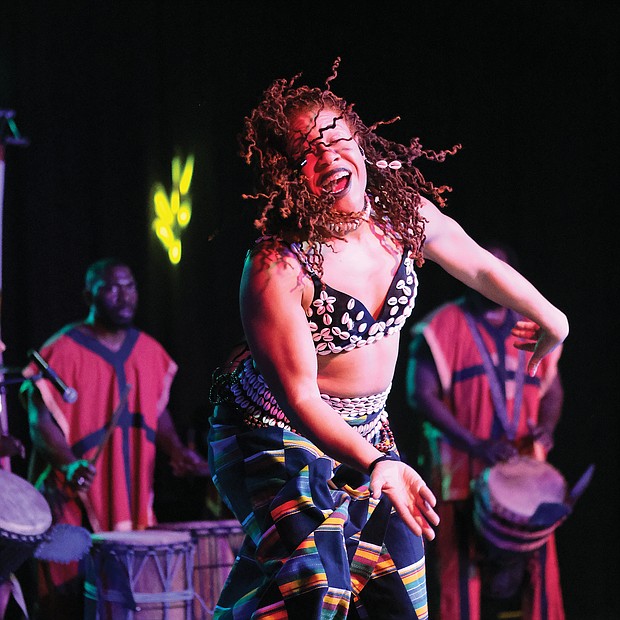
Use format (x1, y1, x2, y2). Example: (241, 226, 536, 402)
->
(1, 2, 618, 617)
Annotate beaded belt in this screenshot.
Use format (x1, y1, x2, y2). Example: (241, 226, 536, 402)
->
(230, 357, 395, 451)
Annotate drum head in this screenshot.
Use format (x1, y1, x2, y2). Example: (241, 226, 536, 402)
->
(0, 469, 52, 538)
(487, 457, 566, 520)
(91, 529, 192, 547)
(156, 519, 243, 534)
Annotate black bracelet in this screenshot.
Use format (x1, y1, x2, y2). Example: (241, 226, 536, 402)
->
(368, 452, 400, 475)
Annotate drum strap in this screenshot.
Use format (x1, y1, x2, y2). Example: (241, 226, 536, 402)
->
(463, 311, 526, 441)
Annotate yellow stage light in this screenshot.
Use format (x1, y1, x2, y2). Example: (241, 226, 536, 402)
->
(151, 153, 194, 264)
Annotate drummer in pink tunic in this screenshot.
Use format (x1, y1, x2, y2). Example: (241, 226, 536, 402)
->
(406, 242, 566, 620)
(21, 258, 209, 618)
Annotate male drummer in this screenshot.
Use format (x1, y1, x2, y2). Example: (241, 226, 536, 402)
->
(403, 242, 566, 620)
(21, 258, 209, 619)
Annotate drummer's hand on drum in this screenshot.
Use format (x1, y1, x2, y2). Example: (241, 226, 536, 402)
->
(0, 434, 26, 459)
(471, 438, 518, 465)
(169, 446, 210, 477)
(529, 425, 554, 453)
(527, 425, 554, 461)
(61, 459, 96, 491)
(369, 460, 439, 541)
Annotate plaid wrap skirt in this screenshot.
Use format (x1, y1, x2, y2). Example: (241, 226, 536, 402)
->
(207, 364, 429, 619)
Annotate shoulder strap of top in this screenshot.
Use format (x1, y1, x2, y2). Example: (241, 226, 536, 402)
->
(288, 242, 322, 284)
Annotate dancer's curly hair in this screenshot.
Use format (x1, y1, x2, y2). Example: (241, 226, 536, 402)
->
(240, 57, 461, 272)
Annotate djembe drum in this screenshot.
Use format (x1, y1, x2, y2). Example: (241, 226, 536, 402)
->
(155, 520, 244, 619)
(0, 468, 53, 583)
(473, 456, 571, 598)
(473, 456, 570, 553)
(84, 530, 196, 619)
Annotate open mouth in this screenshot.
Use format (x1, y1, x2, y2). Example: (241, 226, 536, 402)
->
(321, 170, 351, 195)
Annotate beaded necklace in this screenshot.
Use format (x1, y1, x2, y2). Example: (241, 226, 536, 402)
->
(324, 195, 371, 236)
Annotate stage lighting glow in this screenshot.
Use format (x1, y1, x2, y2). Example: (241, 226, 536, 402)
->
(169, 239, 181, 265)
(151, 154, 194, 264)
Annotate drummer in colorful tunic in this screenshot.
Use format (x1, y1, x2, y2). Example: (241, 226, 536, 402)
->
(21, 258, 209, 619)
(405, 242, 566, 620)
(207, 58, 569, 620)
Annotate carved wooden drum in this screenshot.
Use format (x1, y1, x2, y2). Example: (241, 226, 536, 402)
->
(473, 456, 569, 553)
(155, 520, 244, 619)
(0, 468, 52, 582)
(84, 529, 195, 619)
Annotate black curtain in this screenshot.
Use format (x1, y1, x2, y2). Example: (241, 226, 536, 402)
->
(1, 2, 617, 616)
